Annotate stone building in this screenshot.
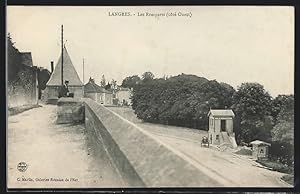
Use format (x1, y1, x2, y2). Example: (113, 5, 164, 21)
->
(84, 78, 113, 106)
(116, 87, 132, 106)
(207, 109, 237, 148)
(45, 46, 83, 104)
(250, 140, 271, 160)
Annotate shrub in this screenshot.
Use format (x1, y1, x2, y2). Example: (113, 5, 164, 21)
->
(269, 141, 294, 166)
(235, 147, 252, 155)
(281, 174, 294, 185)
(257, 160, 293, 174)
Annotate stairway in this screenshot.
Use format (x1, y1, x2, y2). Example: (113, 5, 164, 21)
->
(220, 132, 237, 149)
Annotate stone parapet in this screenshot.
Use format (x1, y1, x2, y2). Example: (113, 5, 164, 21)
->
(57, 97, 84, 124)
(84, 98, 222, 187)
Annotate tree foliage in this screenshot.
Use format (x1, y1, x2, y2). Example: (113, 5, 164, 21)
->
(100, 75, 106, 87)
(271, 95, 294, 144)
(141, 71, 155, 82)
(111, 79, 117, 89)
(37, 69, 51, 90)
(121, 75, 141, 89)
(132, 73, 235, 129)
(271, 95, 294, 125)
(105, 82, 111, 90)
(7, 33, 22, 83)
(269, 141, 294, 166)
(232, 83, 273, 143)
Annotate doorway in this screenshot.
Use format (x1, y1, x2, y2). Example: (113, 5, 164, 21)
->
(221, 120, 226, 131)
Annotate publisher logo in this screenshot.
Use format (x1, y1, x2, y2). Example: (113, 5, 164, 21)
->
(17, 162, 28, 172)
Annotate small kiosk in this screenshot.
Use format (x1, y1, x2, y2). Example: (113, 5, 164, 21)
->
(207, 109, 235, 146)
(250, 140, 271, 160)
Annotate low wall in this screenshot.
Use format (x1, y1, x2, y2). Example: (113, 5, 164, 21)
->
(45, 86, 84, 104)
(84, 98, 222, 187)
(56, 98, 84, 124)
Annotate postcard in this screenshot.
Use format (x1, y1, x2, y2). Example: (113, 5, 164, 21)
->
(7, 6, 294, 188)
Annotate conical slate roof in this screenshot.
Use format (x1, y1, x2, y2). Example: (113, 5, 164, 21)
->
(47, 47, 83, 86)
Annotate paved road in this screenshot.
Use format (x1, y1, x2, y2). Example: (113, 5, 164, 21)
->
(7, 105, 125, 188)
(108, 106, 292, 187)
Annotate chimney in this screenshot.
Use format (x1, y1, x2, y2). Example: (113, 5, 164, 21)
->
(50, 61, 54, 73)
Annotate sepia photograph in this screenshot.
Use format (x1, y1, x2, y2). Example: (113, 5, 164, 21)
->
(6, 6, 294, 188)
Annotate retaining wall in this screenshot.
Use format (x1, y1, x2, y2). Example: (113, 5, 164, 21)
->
(7, 66, 38, 107)
(84, 98, 222, 187)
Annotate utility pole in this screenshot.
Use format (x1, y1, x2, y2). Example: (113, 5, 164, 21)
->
(61, 25, 64, 86)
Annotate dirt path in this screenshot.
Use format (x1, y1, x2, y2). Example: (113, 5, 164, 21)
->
(108, 107, 292, 187)
(7, 105, 125, 188)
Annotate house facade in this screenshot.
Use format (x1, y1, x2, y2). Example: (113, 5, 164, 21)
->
(116, 87, 132, 106)
(84, 78, 113, 106)
(208, 109, 237, 148)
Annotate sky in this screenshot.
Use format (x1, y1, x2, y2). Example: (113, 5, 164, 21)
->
(7, 6, 294, 97)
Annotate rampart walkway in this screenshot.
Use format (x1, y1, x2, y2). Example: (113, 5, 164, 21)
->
(7, 105, 124, 188)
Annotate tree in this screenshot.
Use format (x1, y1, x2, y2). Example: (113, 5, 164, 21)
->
(111, 79, 117, 89)
(121, 75, 141, 89)
(269, 95, 294, 167)
(105, 82, 111, 90)
(271, 95, 294, 125)
(7, 33, 22, 83)
(37, 68, 51, 90)
(131, 73, 235, 129)
(232, 83, 273, 144)
(142, 71, 155, 82)
(269, 141, 294, 166)
(100, 75, 106, 88)
(271, 95, 294, 144)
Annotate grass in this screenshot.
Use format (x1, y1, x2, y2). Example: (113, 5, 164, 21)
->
(8, 104, 42, 116)
(256, 159, 294, 185)
(235, 147, 252, 155)
(281, 174, 294, 185)
(256, 160, 293, 174)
